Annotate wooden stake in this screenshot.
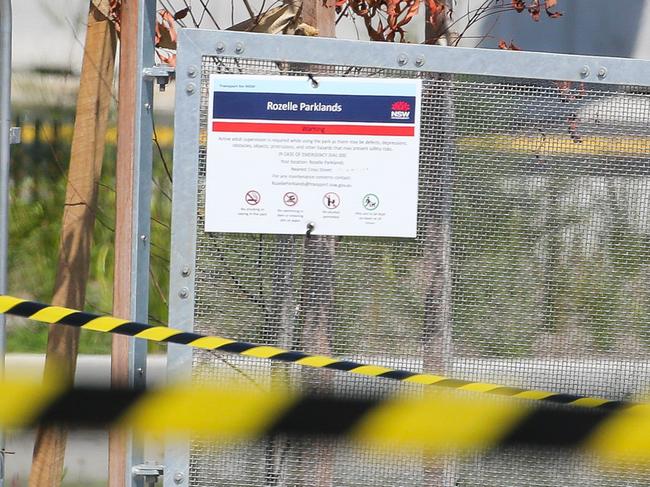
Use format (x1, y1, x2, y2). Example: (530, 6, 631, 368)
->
(109, 0, 138, 485)
(301, 0, 336, 37)
(28, 4, 116, 487)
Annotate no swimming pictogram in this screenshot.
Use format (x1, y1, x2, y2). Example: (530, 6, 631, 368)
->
(283, 192, 298, 206)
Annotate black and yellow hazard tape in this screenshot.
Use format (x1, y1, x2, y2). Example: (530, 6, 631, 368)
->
(0, 295, 631, 410)
(1, 379, 649, 463)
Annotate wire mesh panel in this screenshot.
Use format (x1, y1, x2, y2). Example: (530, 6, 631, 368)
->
(169, 32, 650, 487)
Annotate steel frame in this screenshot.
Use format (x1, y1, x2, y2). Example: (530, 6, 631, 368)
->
(165, 28, 650, 487)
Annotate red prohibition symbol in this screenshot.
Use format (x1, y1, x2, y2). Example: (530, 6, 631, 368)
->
(283, 192, 298, 206)
(245, 190, 261, 206)
(323, 192, 340, 209)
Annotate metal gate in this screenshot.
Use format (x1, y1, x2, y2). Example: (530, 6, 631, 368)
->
(166, 29, 650, 486)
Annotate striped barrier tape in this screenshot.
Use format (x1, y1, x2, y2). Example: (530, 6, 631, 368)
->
(0, 378, 648, 464)
(0, 295, 631, 410)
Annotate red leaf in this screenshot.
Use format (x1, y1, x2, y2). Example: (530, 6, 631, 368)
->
(401, 0, 420, 25)
(155, 10, 178, 49)
(335, 0, 347, 5)
(512, 0, 525, 13)
(528, 0, 541, 21)
(545, 0, 557, 7)
(425, 0, 445, 24)
(546, 9, 563, 18)
(386, 0, 399, 30)
(499, 39, 522, 51)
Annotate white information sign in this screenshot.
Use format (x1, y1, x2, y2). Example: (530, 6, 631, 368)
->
(205, 74, 422, 237)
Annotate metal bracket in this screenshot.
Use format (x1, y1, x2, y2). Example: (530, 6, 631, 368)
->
(132, 462, 164, 486)
(8, 127, 20, 144)
(142, 64, 175, 91)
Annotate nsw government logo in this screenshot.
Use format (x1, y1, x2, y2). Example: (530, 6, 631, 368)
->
(390, 100, 411, 120)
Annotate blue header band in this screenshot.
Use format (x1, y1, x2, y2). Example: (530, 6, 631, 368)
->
(213, 92, 416, 124)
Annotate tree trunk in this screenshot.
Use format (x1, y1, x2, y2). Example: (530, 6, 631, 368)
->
(28, 4, 116, 486)
(265, 236, 297, 486)
(299, 234, 337, 486)
(423, 2, 455, 484)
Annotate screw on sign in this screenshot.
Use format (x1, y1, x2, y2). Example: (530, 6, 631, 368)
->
(323, 192, 340, 209)
(283, 192, 298, 206)
(245, 190, 261, 206)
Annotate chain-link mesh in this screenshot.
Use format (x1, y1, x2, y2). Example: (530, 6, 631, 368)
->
(184, 56, 650, 486)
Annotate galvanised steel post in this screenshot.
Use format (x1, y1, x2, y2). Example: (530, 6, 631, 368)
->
(0, 1, 11, 486)
(127, 0, 155, 485)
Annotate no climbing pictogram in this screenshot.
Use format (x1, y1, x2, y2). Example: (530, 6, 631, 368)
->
(245, 190, 261, 206)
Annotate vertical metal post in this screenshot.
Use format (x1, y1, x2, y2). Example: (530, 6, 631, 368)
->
(0, 1, 11, 486)
(128, 1, 154, 484)
(163, 29, 201, 487)
(126, 0, 155, 482)
(129, 0, 154, 399)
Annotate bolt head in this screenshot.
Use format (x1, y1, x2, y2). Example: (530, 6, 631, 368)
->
(415, 55, 425, 67)
(235, 42, 245, 54)
(178, 287, 189, 299)
(597, 67, 608, 79)
(397, 53, 408, 66)
(579, 65, 590, 78)
(174, 471, 185, 484)
(181, 266, 191, 277)
(215, 41, 226, 53)
(187, 65, 198, 78)
(185, 83, 196, 94)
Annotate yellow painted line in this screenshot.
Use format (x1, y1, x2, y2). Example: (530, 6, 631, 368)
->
(17, 123, 174, 147)
(17, 123, 650, 156)
(460, 135, 650, 156)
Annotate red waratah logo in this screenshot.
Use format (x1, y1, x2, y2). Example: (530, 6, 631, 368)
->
(391, 101, 411, 111)
(390, 100, 411, 120)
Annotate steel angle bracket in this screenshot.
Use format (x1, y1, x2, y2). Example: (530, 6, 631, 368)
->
(143, 64, 176, 91)
(133, 462, 164, 487)
(8, 127, 19, 144)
